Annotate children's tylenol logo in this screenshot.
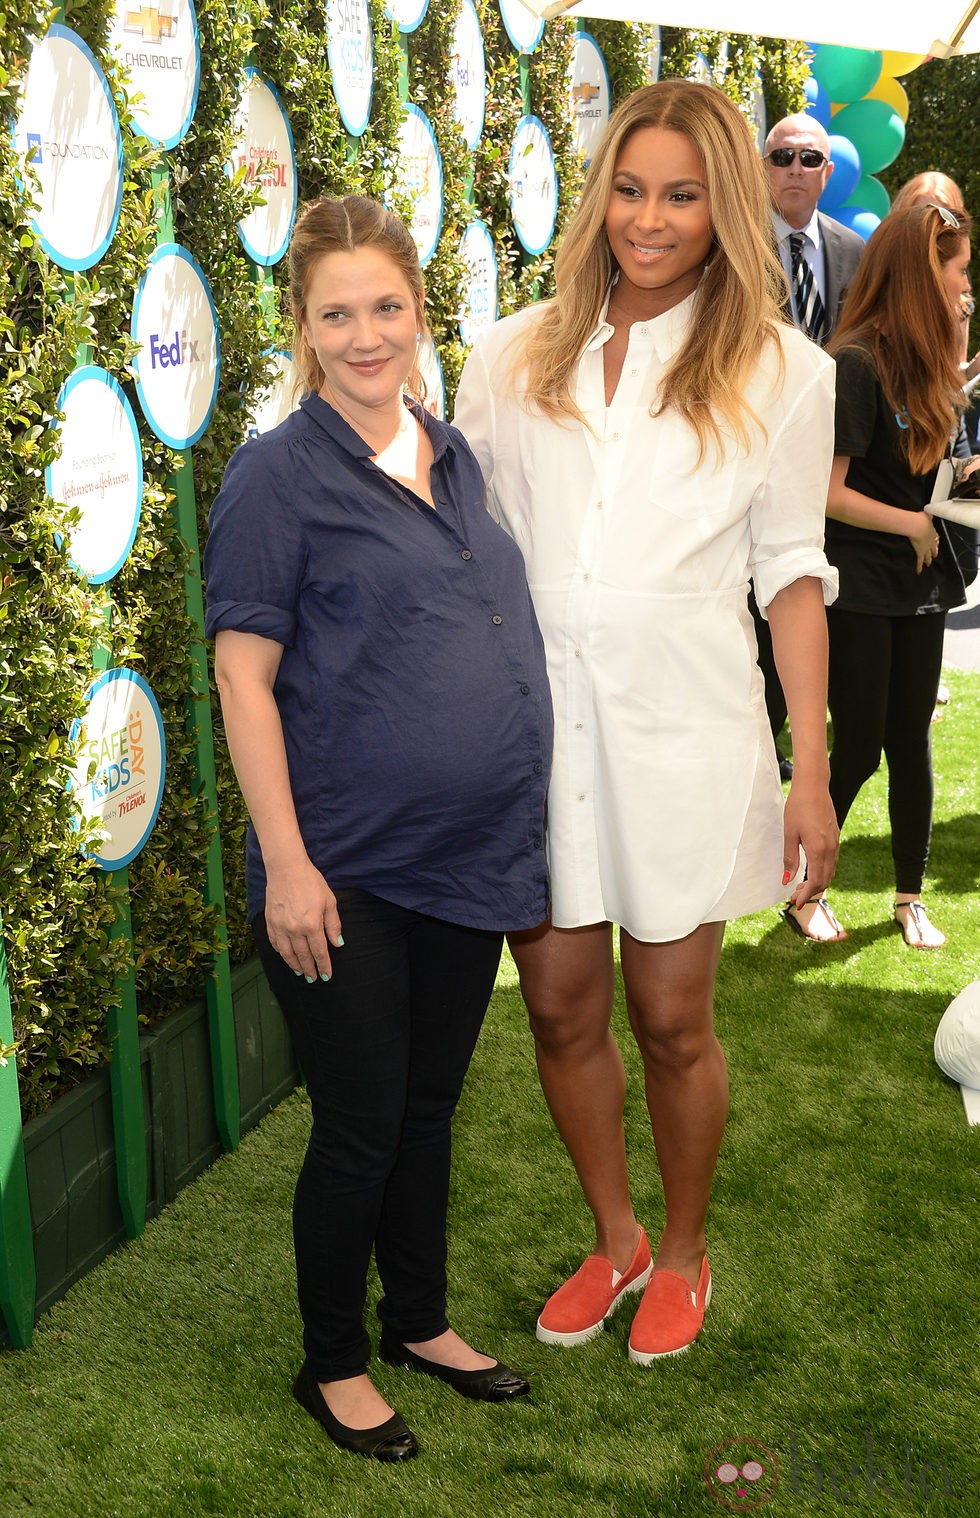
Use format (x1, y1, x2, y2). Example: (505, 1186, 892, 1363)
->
(704, 1440, 780, 1509)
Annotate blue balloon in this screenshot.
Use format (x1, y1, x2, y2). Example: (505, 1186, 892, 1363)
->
(830, 204, 881, 241)
(819, 134, 862, 211)
(803, 75, 831, 129)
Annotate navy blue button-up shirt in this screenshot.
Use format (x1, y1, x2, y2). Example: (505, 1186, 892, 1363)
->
(204, 392, 552, 932)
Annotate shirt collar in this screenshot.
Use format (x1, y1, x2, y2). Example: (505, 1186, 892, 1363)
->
(583, 287, 697, 364)
(773, 209, 822, 250)
(299, 390, 452, 463)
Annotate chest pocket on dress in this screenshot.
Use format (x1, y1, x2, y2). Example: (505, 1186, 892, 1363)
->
(645, 420, 739, 520)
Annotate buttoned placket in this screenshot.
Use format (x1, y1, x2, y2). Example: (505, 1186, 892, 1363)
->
(368, 443, 549, 841)
(566, 321, 658, 821)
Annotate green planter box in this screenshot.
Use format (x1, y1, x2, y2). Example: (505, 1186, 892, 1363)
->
(8, 957, 296, 1334)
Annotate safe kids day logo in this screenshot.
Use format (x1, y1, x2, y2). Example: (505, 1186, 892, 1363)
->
(69, 669, 167, 872)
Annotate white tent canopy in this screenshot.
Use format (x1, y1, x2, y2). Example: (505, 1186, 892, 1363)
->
(518, 0, 980, 58)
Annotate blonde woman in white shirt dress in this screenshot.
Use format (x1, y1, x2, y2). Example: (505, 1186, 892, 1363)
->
(454, 80, 840, 1365)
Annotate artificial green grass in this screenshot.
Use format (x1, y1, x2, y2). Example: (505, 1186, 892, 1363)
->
(1, 672, 978, 1517)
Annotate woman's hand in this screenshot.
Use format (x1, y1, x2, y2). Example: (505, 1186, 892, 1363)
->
(264, 856, 343, 981)
(908, 510, 941, 574)
(782, 773, 840, 907)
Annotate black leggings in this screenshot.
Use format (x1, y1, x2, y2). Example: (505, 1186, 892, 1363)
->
(827, 607, 946, 896)
(254, 892, 503, 1382)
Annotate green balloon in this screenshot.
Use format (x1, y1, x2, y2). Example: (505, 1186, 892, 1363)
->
(842, 174, 891, 221)
(810, 45, 882, 104)
(832, 98, 905, 174)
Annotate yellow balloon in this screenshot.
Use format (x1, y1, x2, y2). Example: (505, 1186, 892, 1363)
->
(867, 75, 909, 121)
(880, 50, 925, 77)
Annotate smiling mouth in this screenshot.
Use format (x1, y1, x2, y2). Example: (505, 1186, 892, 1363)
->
(628, 240, 673, 257)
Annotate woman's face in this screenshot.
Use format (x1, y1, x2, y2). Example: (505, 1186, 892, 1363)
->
(298, 246, 420, 416)
(941, 235, 972, 314)
(604, 126, 714, 316)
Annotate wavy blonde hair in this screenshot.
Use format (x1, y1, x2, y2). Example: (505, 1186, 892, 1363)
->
(515, 80, 787, 462)
(288, 195, 429, 403)
(827, 204, 969, 474)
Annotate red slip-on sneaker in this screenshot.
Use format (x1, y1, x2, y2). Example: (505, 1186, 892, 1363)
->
(536, 1227, 652, 1347)
(628, 1255, 711, 1363)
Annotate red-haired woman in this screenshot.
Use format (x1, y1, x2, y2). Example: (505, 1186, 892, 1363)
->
(785, 203, 974, 946)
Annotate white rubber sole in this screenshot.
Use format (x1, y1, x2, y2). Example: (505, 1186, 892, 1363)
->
(536, 1261, 652, 1347)
(627, 1276, 712, 1365)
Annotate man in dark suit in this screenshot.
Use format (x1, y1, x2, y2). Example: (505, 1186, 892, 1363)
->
(764, 113, 865, 344)
(755, 113, 866, 778)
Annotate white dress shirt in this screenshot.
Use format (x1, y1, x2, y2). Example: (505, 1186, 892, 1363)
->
(773, 209, 827, 321)
(453, 293, 838, 941)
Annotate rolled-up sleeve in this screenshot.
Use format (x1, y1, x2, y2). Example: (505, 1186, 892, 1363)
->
(203, 443, 305, 646)
(751, 352, 839, 616)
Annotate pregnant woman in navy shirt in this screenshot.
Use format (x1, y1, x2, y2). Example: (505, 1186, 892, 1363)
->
(204, 196, 552, 1462)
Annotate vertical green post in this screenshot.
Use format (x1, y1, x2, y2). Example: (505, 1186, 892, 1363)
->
(518, 52, 532, 117)
(104, 867, 146, 1237)
(396, 29, 410, 103)
(0, 915, 35, 1348)
(150, 167, 240, 1150)
(65, 264, 148, 1238)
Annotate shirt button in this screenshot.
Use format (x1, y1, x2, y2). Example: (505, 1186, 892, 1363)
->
(630, 367, 638, 376)
(574, 648, 582, 658)
(533, 762, 543, 774)
(461, 549, 472, 560)
(577, 793, 586, 802)
(520, 683, 530, 695)
(596, 500, 604, 510)
(575, 722, 583, 730)
(492, 615, 502, 625)
(583, 572, 591, 582)
(612, 432, 621, 441)
(533, 837, 542, 850)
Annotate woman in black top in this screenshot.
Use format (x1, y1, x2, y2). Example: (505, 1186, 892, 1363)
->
(783, 203, 974, 946)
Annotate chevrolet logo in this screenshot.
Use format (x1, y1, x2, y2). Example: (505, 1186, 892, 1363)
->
(123, 3, 178, 42)
(572, 82, 600, 105)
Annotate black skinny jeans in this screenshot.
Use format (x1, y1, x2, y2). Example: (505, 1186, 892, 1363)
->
(827, 606, 946, 896)
(254, 891, 503, 1382)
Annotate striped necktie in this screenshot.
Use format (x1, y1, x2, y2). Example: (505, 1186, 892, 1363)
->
(789, 231, 825, 344)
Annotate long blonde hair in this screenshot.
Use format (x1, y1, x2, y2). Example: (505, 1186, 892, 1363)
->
(827, 204, 968, 474)
(288, 195, 429, 402)
(517, 80, 787, 462)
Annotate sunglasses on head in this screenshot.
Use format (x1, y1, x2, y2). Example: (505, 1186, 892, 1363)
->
(766, 147, 827, 169)
(927, 201, 960, 229)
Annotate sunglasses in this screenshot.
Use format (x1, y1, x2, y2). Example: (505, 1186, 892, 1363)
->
(765, 148, 827, 170)
(927, 201, 960, 229)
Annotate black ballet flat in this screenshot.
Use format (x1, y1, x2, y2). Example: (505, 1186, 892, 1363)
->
(291, 1362, 419, 1461)
(378, 1333, 530, 1402)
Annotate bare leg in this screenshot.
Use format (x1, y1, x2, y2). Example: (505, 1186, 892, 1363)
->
(620, 922, 728, 1289)
(509, 917, 639, 1273)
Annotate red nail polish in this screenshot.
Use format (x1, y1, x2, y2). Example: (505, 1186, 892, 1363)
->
(782, 870, 792, 886)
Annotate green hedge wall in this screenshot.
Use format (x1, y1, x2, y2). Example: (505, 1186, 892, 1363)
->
(1, 3, 805, 1118)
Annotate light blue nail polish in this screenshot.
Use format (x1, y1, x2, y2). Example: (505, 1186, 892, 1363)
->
(336, 935, 345, 947)
(293, 969, 303, 977)
(304, 975, 315, 984)
(320, 972, 331, 982)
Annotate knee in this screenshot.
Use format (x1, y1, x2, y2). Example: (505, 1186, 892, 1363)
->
(526, 995, 609, 1058)
(631, 1010, 718, 1076)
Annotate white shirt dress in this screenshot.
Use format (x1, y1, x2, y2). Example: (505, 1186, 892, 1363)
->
(453, 294, 838, 942)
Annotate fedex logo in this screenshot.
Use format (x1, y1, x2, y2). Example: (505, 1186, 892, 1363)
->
(149, 329, 201, 368)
